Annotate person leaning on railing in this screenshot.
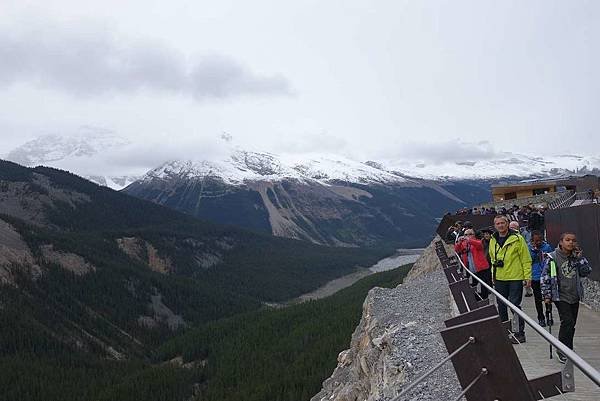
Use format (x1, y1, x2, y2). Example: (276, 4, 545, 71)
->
(540, 232, 592, 363)
(489, 215, 532, 344)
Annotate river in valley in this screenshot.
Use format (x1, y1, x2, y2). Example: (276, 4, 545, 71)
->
(285, 248, 424, 305)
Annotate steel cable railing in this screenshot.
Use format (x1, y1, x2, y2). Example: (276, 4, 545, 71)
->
(453, 251, 600, 388)
(389, 337, 476, 401)
(549, 190, 576, 209)
(390, 242, 600, 400)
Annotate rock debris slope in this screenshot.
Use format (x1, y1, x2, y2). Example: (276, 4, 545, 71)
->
(311, 238, 461, 401)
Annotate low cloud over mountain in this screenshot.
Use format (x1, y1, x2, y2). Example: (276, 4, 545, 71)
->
(0, 23, 292, 100)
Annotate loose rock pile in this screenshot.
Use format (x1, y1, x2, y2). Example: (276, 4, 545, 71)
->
(582, 278, 600, 312)
(311, 238, 461, 401)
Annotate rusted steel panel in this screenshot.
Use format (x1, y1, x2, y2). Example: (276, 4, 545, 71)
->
(437, 215, 496, 240)
(546, 205, 600, 281)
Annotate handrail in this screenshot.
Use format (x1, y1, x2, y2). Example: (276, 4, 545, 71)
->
(453, 251, 600, 387)
(575, 191, 594, 201)
(390, 336, 475, 401)
(549, 190, 576, 209)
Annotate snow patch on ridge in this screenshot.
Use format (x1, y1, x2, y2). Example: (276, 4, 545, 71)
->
(383, 153, 600, 180)
(7, 130, 600, 189)
(145, 150, 411, 186)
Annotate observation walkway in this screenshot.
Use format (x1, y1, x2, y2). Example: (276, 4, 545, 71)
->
(515, 294, 600, 400)
(570, 199, 594, 207)
(392, 241, 600, 401)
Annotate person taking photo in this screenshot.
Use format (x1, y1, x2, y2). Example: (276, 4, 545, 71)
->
(454, 228, 493, 299)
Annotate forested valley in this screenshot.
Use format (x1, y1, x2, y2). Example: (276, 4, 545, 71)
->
(0, 160, 407, 400)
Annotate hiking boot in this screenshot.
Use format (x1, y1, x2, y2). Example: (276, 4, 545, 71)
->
(556, 350, 567, 364)
(509, 333, 526, 344)
(538, 318, 546, 327)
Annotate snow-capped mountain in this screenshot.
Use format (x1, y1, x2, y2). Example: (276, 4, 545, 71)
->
(144, 151, 411, 186)
(125, 143, 600, 247)
(7, 127, 599, 191)
(125, 146, 489, 247)
(139, 140, 600, 186)
(382, 154, 600, 180)
(5, 127, 140, 190)
(6, 129, 599, 246)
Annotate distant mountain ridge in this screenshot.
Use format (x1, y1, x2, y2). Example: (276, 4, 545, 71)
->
(7, 131, 600, 191)
(124, 144, 600, 247)
(0, 159, 389, 361)
(135, 148, 600, 185)
(124, 147, 492, 247)
(7, 131, 600, 246)
(5, 127, 140, 190)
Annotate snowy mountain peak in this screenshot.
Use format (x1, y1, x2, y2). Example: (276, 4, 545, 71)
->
(7, 126, 129, 166)
(144, 149, 411, 186)
(382, 153, 600, 180)
(141, 148, 600, 187)
(6, 127, 138, 190)
(6, 129, 600, 191)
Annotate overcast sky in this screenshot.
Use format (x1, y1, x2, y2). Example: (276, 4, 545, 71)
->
(1, 0, 598, 168)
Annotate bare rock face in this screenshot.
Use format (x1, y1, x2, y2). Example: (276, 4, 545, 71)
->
(117, 237, 173, 274)
(582, 278, 600, 312)
(0, 175, 90, 227)
(405, 235, 452, 282)
(40, 245, 96, 275)
(137, 293, 186, 330)
(145, 243, 172, 274)
(0, 218, 42, 284)
(311, 238, 461, 401)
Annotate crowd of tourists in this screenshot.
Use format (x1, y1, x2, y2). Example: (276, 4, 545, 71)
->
(447, 215, 592, 364)
(450, 203, 548, 224)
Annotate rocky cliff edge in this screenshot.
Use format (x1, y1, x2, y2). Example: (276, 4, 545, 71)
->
(311, 237, 461, 401)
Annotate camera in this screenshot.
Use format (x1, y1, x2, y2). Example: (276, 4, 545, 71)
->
(493, 260, 504, 268)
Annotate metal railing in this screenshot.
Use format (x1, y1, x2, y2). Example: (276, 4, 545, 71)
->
(391, 337, 477, 401)
(390, 242, 600, 400)
(548, 190, 576, 209)
(454, 251, 600, 388)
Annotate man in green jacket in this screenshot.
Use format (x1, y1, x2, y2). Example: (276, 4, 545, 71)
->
(489, 215, 533, 344)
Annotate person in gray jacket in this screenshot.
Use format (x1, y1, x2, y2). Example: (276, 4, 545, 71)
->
(540, 232, 592, 363)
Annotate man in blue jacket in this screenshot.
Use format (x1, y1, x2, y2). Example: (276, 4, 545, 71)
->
(528, 231, 554, 327)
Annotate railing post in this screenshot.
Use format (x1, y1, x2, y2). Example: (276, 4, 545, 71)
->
(418, 240, 600, 400)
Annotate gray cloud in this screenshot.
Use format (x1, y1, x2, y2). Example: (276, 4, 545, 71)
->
(372, 140, 501, 164)
(404, 141, 499, 163)
(0, 26, 292, 99)
(270, 132, 350, 155)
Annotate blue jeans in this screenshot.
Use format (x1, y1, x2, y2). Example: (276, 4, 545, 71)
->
(495, 280, 525, 335)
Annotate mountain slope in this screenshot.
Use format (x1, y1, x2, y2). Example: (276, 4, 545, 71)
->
(155, 264, 413, 401)
(124, 150, 493, 247)
(125, 143, 600, 247)
(0, 159, 391, 363)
